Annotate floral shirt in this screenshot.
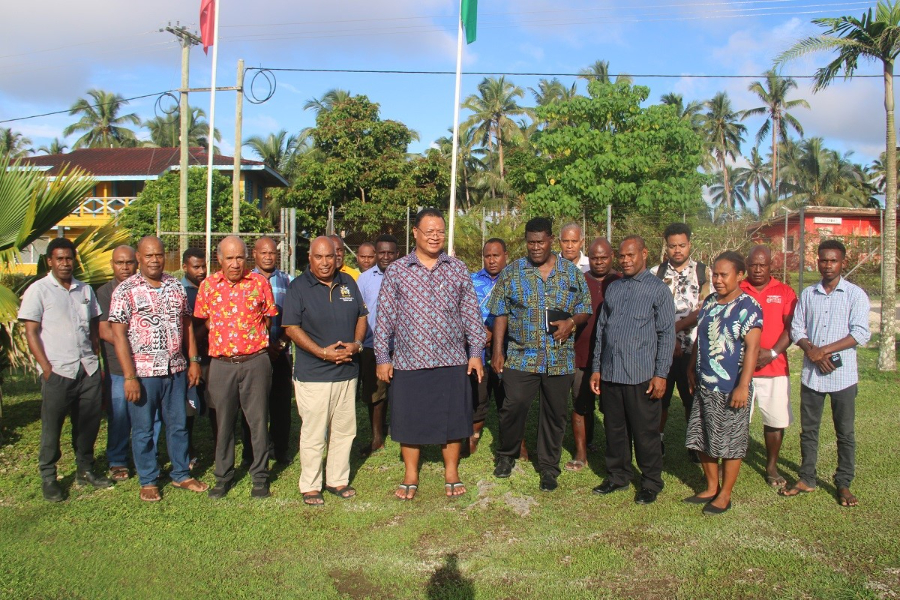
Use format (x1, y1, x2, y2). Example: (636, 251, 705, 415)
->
(696, 293, 763, 394)
(194, 270, 278, 358)
(651, 258, 709, 354)
(107, 273, 190, 377)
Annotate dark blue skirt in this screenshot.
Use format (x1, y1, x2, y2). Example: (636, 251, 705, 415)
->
(389, 365, 473, 445)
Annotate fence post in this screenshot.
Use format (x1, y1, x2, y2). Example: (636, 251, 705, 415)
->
(289, 208, 297, 277)
(156, 203, 161, 238)
(798, 207, 805, 290)
(606, 204, 612, 240)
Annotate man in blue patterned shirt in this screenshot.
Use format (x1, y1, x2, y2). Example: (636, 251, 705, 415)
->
(488, 217, 592, 492)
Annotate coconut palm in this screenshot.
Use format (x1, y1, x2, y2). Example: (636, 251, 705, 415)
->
(737, 147, 772, 212)
(303, 89, 352, 115)
(577, 60, 633, 85)
(63, 89, 140, 149)
(462, 76, 530, 181)
(709, 165, 751, 214)
(776, 0, 900, 370)
(37, 138, 68, 155)
(143, 106, 220, 149)
(660, 93, 705, 132)
(702, 92, 747, 209)
(778, 137, 873, 209)
(244, 129, 297, 173)
(437, 126, 485, 209)
(0, 128, 32, 158)
(870, 149, 900, 192)
(741, 70, 809, 205)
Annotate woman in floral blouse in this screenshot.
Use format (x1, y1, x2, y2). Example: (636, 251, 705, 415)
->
(686, 251, 762, 515)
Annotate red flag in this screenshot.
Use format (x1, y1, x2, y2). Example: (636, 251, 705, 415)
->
(200, 0, 215, 55)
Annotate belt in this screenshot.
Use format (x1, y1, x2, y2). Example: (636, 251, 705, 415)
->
(212, 349, 267, 364)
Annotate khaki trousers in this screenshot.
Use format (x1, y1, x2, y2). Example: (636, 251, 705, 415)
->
(295, 378, 357, 493)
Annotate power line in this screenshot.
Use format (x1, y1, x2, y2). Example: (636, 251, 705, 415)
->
(0, 90, 178, 125)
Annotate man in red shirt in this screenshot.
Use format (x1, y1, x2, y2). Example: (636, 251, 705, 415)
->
(739, 245, 797, 488)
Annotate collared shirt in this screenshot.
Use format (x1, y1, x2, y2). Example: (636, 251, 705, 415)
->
(650, 258, 708, 353)
(252, 267, 292, 350)
(357, 264, 387, 348)
(108, 273, 190, 378)
(574, 271, 620, 369)
(696, 293, 763, 394)
(181, 277, 209, 359)
(471, 268, 502, 362)
(194, 270, 278, 358)
(340, 264, 360, 281)
(740, 277, 798, 377)
(488, 255, 592, 376)
(282, 270, 367, 382)
(374, 251, 486, 370)
(791, 277, 870, 393)
(575, 251, 590, 273)
(593, 268, 676, 384)
(97, 279, 125, 376)
(18, 274, 100, 378)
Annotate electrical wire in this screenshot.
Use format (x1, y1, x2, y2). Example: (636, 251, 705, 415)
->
(0, 90, 178, 124)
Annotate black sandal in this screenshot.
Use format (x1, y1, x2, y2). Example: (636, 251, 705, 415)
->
(324, 485, 356, 499)
(303, 491, 325, 507)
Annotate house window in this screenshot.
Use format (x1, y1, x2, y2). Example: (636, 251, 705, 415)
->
(785, 236, 795, 252)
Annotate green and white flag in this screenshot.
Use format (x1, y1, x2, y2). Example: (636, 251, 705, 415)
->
(461, 0, 477, 44)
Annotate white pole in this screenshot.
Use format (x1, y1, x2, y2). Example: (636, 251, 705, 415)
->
(447, 0, 464, 256)
(204, 1, 221, 262)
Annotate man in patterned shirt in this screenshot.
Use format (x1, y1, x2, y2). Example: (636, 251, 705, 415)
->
(488, 217, 592, 492)
(195, 236, 279, 500)
(108, 236, 207, 502)
(650, 222, 709, 460)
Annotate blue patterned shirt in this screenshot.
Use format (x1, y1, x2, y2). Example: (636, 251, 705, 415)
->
(791, 277, 870, 393)
(696, 293, 762, 394)
(357, 264, 386, 349)
(471, 269, 501, 362)
(253, 268, 292, 351)
(488, 256, 592, 376)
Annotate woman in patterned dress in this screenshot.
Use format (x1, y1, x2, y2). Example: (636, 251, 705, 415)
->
(685, 251, 762, 515)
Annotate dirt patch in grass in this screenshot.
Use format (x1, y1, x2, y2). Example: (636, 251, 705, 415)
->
(330, 568, 397, 600)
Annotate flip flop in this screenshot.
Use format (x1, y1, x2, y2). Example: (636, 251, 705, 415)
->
(779, 483, 816, 497)
(445, 482, 466, 497)
(564, 460, 586, 472)
(303, 491, 325, 507)
(139, 485, 161, 502)
(324, 485, 356, 499)
(396, 483, 418, 500)
(766, 475, 787, 488)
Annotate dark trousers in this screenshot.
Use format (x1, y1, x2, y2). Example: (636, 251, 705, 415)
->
(601, 380, 664, 493)
(471, 363, 505, 422)
(209, 353, 272, 484)
(662, 353, 693, 414)
(242, 351, 293, 462)
(498, 368, 573, 477)
(798, 384, 857, 489)
(39, 366, 102, 481)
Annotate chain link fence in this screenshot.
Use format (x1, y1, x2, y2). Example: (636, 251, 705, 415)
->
(158, 232, 292, 274)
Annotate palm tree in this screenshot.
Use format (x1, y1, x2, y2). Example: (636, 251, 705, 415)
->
(63, 89, 140, 148)
(870, 149, 900, 192)
(737, 147, 772, 212)
(0, 128, 32, 158)
(462, 76, 529, 181)
(37, 138, 68, 155)
(244, 129, 297, 173)
(776, 0, 900, 370)
(778, 137, 873, 209)
(702, 92, 747, 209)
(741, 70, 810, 206)
(143, 106, 220, 148)
(303, 89, 352, 115)
(437, 126, 485, 209)
(709, 165, 751, 215)
(660, 93, 704, 132)
(577, 60, 633, 85)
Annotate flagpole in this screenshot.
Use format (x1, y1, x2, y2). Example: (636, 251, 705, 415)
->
(447, 0, 465, 257)
(204, 0, 220, 262)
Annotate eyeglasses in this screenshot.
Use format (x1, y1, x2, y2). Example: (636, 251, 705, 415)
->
(418, 229, 446, 239)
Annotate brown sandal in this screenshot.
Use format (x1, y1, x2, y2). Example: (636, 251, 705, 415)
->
(108, 466, 130, 481)
(139, 485, 161, 502)
(171, 478, 209, 493)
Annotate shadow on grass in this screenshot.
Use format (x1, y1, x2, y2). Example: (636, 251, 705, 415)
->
(425, 553, 475, 600)
(0, 396, 41, 448)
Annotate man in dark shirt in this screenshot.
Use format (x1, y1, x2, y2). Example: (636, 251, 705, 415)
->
(590, 236, 675, 505)
(566, 237, 619, 471)
(97, 245, 137, 481)
(181, 248, 211, 466)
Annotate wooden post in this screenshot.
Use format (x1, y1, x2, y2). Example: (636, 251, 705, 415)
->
(232, 59, 244, 233)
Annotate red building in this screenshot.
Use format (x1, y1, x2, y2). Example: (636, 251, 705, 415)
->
(748, 206, 887, 272)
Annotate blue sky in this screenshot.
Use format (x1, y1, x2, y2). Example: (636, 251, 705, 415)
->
(1, 0, 891, 166)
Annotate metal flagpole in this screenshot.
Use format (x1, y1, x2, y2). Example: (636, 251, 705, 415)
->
(447, 0, 464, 256)
(204, 1, 220, 262)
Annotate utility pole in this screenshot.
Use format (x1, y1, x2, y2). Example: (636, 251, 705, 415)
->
(232, 59, 244, 233)
(163, 22, 200, 258)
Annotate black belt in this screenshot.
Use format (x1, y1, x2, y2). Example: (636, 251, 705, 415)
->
(212, 349, 266, 364)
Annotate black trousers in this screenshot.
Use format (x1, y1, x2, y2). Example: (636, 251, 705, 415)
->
(209, 353, 272, 484)
(498, 368, 573, 477)
(242, 351, 293, 462)
(39, 366, 102, 481)
(471, 362, 505, 423)
(661, 353, 693, 414)
(601, 380, 664, 493)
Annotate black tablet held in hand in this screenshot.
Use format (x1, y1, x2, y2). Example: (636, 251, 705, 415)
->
(545, 309, 572, 334)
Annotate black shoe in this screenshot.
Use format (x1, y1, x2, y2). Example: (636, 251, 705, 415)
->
(683, 494, 716, 504)
(703, 500, 732, 515)
(42, 480, 63, 502)
(635, 488, 658, 505)
(539, 471, 558, 492)
(208, 481, 233, 500)
(592, 479, 629, 495)
(493, 456, 515, 478)
(273, 454, 293, 466)
(251, 481, 270, 499)
(76, 470, 114, 489)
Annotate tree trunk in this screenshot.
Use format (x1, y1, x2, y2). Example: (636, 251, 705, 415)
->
(879, 59, 897, 371)
(771, 116, 780, 205)
(497, 121, 505, 181)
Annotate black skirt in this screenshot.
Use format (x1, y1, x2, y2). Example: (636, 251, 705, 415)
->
(389, 365, 473, 445)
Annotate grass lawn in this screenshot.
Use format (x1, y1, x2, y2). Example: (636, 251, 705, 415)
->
(1, 348, 899, 599)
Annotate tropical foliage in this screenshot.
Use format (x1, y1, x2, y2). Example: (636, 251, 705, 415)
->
(143, 106, 220, 149)
(63, 89, 140, 149)
(0, 128, 32, 159)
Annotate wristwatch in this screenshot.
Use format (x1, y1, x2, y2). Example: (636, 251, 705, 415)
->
(190, 356, 202, 363)
(770, 349, 778, 359)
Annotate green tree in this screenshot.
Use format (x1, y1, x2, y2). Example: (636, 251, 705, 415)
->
(777, 0, 900, 370)
(709, 165, 751, 215)
(702, 92, 747, 210)
(777, 137, 873, 210)
(737, 146, 771, 211)
(0, 128, 32, 158)
(63, 89, 140, 149)
(577, 60, 633, 84)
(117, 168, 272, 244)
(521, 81, 706, 221)
(436, 125, 485, 210)
(462, 76, 530, 181)
(741, 70, 809, 204)
(303, 89, 352, 115)
(869, 148, 900, 192)
(143, 106, 220, 149)
(660, 93, 705, 132)
(36, 138, 68, 155)
(243, 129, 296, 173)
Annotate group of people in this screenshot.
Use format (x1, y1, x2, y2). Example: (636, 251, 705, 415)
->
(19, 209, 870, 512)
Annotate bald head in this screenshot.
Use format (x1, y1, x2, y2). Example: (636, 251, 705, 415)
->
(746, 244, 773, 288)
(110, 244, 137, 283)
(328, 234, 346, 269)
(218, 235, 248, 283)
(588, 237, 614, 279)
(748, 245, 772, 263)
(309, 236, 337, 282)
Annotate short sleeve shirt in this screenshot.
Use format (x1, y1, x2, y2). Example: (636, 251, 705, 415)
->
(193, 270, 278, 357)
(252, 268, 293, 350)
(696, 293, 763, 394)
(739, 277, 797, 377)
(357, 265, 386, 348)
(282, 270, 368, 382)
(650, 259, 708, 353)
(96, 280, 124, 375)
(107, 273, 191, 377)
(18, 274, 100, 378)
